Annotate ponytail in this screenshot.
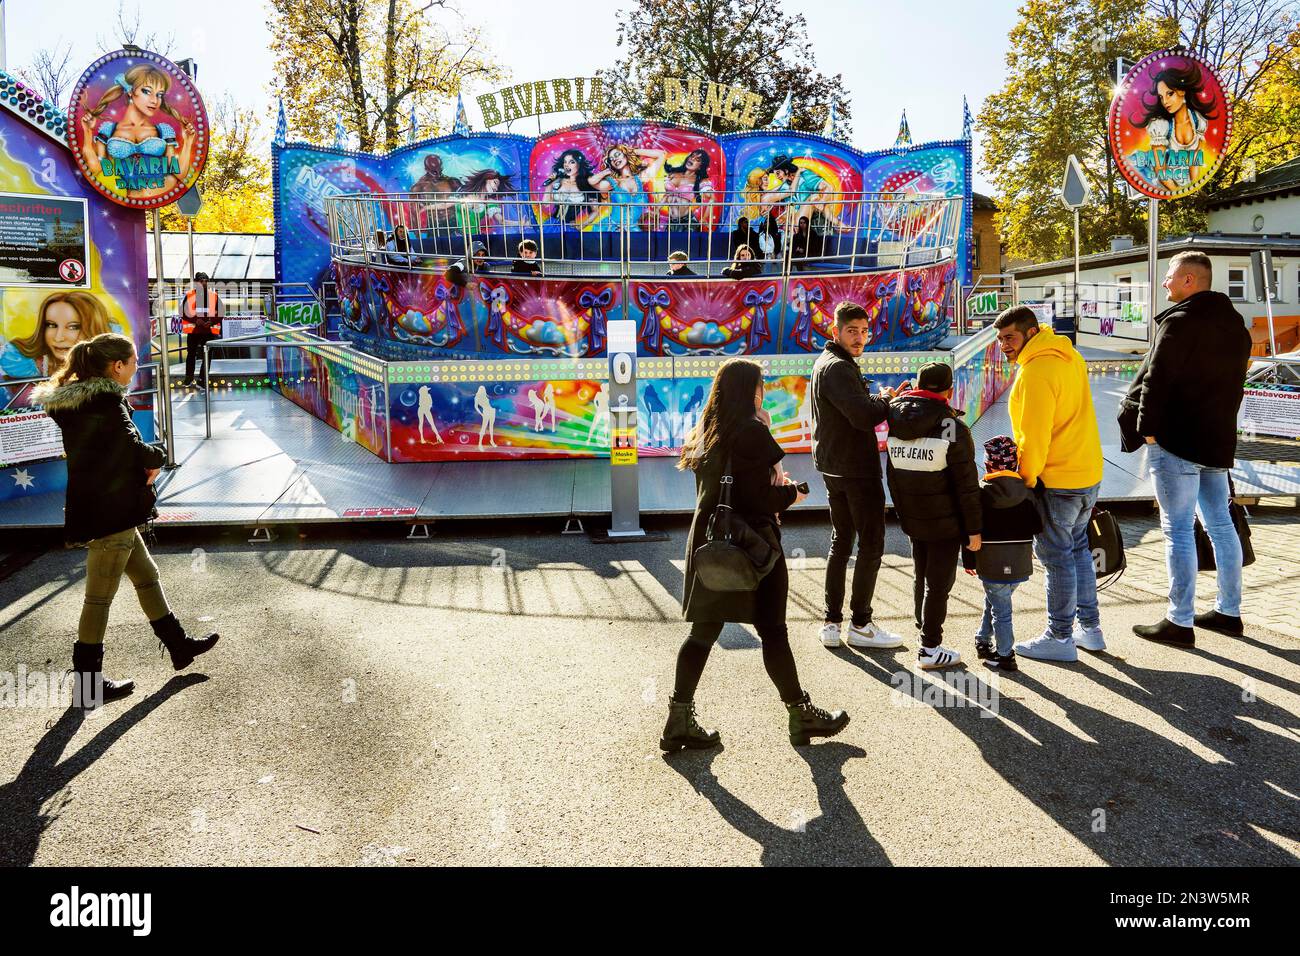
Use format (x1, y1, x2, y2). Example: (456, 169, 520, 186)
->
(48, 333, 134, 388)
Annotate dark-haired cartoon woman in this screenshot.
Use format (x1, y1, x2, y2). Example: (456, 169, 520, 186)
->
(544, 149, 598, 225)
(663, 149, 714, 228)
(458, 168, 517, 230)
(1129, 63, 1218, 193)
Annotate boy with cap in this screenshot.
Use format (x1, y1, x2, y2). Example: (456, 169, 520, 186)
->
(885, 362, 982, 669)
(963, 435, 1043, 672)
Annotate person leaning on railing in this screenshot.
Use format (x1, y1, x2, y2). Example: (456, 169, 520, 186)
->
(722, 245, 761, 280)
(511, 239, 542, 276)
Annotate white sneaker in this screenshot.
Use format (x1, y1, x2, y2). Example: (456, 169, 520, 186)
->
(847, 621, 904, 649)
(1015, 630, 1079, 662)
(1073, 623, 1106, 652)
(917, 645, 962, 670)
(820, 622, 844, 648)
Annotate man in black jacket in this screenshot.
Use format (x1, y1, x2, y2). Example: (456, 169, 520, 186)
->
(885, 363, 982, 668)
(1122, 251, 1253, 647)
(811, 302, 903, 650)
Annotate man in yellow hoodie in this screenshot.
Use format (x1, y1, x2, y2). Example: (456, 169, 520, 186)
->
(993, 306, 1105, 662)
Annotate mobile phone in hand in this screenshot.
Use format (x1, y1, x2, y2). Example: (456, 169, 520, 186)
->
(795, 481, 810, 495)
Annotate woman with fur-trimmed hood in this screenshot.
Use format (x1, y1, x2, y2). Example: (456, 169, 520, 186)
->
(32, 333, 219, 709)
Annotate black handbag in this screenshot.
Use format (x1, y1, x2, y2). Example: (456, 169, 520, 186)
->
(1194, 478, 1255, 570)
(1117, 398, 1144, 454)
(691, 457, 779, 593)
(1087, 507, 1127, 582)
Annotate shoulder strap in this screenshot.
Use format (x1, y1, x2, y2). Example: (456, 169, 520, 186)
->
(717, 454, 734, 508)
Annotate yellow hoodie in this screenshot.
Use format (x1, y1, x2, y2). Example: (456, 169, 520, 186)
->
(1008, 327, 1104, 489)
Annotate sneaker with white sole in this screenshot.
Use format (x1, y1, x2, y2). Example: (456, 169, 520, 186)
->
(1015, 630, 1079, 662)
(820, 622, 844, 648)
(917, 645, 962, 670)
(1073, 623, 1106, 652)
(847, 621, 904, 649)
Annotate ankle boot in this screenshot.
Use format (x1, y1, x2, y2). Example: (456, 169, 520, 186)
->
(786, 692, 850, 746)
(71, 642, 134, 709)
(659, 696, 721, 752)
(150, 612, 220, 670)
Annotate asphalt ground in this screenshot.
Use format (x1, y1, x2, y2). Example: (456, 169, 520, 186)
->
(1, 508, 1297, 867)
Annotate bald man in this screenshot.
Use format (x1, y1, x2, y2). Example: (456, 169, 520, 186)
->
(1121, 250, 1252, 648)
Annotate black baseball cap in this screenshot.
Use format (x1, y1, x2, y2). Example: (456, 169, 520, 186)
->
(916, 362, 952, 392)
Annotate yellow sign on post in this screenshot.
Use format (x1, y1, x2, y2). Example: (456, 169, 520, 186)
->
(611, 425, 637, 466)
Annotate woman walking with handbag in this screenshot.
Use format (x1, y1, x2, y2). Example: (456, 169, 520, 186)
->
(664, 358, 849, 750)
(33, 333, 219, 709)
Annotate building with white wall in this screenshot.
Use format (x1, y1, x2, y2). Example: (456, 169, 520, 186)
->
(1008, 156, 1300, 354)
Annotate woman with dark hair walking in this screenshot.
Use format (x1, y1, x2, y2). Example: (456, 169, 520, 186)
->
(32, 333, 219, 709)
(664, 358, 849, 750)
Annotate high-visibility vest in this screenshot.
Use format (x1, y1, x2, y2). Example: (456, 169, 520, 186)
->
(181, 288, 222, 335)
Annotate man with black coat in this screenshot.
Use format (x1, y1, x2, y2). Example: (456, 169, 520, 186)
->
(811, 301, 903, 650)
(1120, 251, 1253, 647)
(885, 362, 983, 669)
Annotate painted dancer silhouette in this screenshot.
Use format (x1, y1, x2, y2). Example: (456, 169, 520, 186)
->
(417, 385, 442, 444)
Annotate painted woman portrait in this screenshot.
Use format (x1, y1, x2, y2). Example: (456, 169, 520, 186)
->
(590, 144, 666, 232)
(662, 149, 714, 228)
(1, 291, 120, 409)
(544, 148, 598, 225)
(1128, 63, 1219, 194)
(457, 168, 517, 231)
(77, 65, 197, 202)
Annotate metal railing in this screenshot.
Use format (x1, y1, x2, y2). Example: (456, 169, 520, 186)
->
(324, 191, 963, 281)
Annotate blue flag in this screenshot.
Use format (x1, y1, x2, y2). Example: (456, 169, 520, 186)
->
(895, 109, 912, 148)
(962, 96, 973, 140)
(451, 93, 470, 135)
(770, 91, 793, 129)
(409, 105, 419, 144)
(821, 99, 841, 140)
(334, 114, 346, 149)
(274, 97, 287, 147)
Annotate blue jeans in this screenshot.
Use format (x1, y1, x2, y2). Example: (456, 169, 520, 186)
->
(1147, 443, 1242, 627)
(1034, 484, 1101, 640)
(976, 580, 1019, 656)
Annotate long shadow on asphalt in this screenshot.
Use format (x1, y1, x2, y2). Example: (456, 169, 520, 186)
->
(664, 741, 891, 866)
(0, 674, 208, 867)
(834, 648, 1299, 865)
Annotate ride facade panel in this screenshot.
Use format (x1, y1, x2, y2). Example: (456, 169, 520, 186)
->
(269, 119, 997, 464)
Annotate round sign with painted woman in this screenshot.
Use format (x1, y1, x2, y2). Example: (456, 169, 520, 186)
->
(67, 49, 209, 209)
(1109, 49, 1231, 201)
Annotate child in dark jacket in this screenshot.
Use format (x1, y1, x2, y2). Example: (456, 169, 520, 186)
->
(885, 362, 982, 670)
(962, 435, 1043, 672)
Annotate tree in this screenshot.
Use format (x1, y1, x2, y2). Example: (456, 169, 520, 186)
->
(598, 0, 851, 136)
(98, 0, 176, 56)
(160, 97, 273, 233)
(18, 42, 75, 109)
(982, 0, 1300, 265)
(267, 0, 501, 152)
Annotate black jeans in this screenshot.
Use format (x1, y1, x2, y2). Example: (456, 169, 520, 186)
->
(184, 331, 217, 384)
(911, 537, 961, 648)
(822, 475, 885, 627)
(673, 554, 803, 704)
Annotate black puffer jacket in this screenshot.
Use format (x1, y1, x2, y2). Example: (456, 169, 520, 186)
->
(961, 472, 1043, 573)
(32, 376, 164, 544)
(1123, 290, 1252, 468)
(884, 391, 981, 542)
(810, 341, 890, 479)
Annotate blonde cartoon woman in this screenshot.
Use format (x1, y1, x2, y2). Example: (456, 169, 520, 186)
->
(589, 144, 666, 232)
(78, 65, 197, 201)
(475, 384, 497, 449)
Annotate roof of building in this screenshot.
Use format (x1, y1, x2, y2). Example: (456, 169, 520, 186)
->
(972, 191, 998, 211)
(1205, 156, 1300, 209)
(146, 233, 276, 282)
(0, 68, 68, 142)
(1008, 232, 1300, 278)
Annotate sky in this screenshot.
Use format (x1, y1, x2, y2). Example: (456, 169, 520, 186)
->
(1, 0, 1022, 192)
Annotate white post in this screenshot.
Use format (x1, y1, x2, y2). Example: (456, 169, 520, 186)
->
(1146, 198, 1159, 347)
(1073, 207, 1081, 331)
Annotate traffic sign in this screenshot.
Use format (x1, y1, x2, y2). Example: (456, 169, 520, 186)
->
(176, 186, 203, 218)
(1060, 154, 1091, 209)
